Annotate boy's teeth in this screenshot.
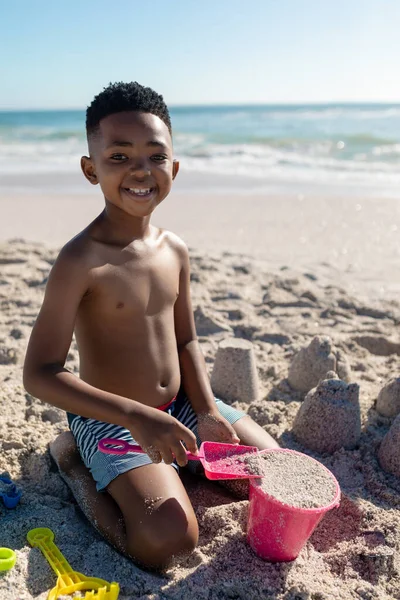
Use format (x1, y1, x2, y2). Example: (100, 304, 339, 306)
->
(128, 188, 151, 195)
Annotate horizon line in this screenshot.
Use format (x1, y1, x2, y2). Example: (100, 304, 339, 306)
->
(1, 100, 400, 112)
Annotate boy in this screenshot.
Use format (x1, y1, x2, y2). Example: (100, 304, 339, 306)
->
(23, 82, 278, 571)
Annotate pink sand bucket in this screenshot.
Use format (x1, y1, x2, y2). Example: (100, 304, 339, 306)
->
(246, 449, 340, 562)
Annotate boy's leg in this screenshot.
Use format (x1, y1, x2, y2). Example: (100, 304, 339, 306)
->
(106, 462, 198, 570)
(232, 415, 280, 451)
(50, 431, 198, 570)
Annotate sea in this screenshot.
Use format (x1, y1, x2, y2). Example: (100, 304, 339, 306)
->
(1, 104, 400, 196)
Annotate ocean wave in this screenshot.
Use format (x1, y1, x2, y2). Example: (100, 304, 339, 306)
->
(260, 107, 400, 121)
(171, 105, 400, 122)
(173, 132, 399, 153)
(3, 144, 399, 188)
(0, 128, 85, 143)
(0, 138, 85, 174)
(181, 154, 400, 185)
(372, 143, 400, 156)
(174, 139, 400, 166)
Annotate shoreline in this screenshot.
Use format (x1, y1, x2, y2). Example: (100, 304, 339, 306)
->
(2, 168, 400, 199)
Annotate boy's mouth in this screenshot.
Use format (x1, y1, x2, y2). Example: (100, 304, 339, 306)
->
(123, 187, 156, 199)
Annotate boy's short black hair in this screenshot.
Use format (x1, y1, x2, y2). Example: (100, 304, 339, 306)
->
(86, 81, 172, 137)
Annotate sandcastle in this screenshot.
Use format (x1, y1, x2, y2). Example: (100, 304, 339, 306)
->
(211, 337, 259, 404)
(288, 335, 351, 393)
(292, 373, 361, 454)
(376, 378, 400, 418)
(378, 415, 400, 478)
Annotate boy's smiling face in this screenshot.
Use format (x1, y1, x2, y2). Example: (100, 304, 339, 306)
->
(81, 111, 179, 218)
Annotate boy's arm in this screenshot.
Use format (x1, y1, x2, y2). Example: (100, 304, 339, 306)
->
(173, 241, 218, 415)
(23, 243, 149, 428)
(173, 240, 238, 442)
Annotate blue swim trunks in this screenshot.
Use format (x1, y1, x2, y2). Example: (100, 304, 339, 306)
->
(67, 386, 246, 492)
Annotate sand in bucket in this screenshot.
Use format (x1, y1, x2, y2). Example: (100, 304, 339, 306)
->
(246, 449, 340, 562)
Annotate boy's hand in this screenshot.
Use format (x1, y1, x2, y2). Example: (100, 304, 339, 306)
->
(197, 410, 240, 445)
(128, 406, 198, 468)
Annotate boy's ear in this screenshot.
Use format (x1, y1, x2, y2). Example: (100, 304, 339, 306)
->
(81, 156, 98, 185)
(172, 159, 180, 180)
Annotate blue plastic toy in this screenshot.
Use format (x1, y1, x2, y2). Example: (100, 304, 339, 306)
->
(0, 476, 21, 509)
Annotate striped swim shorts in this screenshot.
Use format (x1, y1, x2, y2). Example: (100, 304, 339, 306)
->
(67, 386, 246, 492)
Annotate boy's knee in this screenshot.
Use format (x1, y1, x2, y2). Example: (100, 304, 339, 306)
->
(127, 513, 199, 570)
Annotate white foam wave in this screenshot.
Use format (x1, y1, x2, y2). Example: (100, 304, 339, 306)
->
(1, 136, 400, 188)
(0, 139, 86, 174)
(178, 142, 400, 186)
(254, 107, 400, 121)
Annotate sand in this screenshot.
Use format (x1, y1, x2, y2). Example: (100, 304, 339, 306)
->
(378, 415, 400, 479)
(376, 378, 400, 418)
(249, 451, 338, 509)
(1, 169, 400, 303)
(292, 376, 362, 454)
(1, 237, 400, 599)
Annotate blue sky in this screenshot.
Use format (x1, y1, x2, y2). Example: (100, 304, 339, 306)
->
(1, 0, 400, 109)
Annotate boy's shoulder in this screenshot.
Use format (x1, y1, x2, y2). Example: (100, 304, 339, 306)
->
(57, 227, 96, 266)
(158, 228, 190, 267)
(51, 226, 102, 287)
(160, 228, 188, 253)
(42, 228, 97, 304)
(55, 226, 190, 273)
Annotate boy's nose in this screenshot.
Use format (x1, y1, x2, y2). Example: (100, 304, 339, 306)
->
(130, 158, 150, 173)
(130, 165, 151, 179)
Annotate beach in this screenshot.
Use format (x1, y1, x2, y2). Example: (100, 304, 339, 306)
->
(1, 104, 400, 599)
(1, 168, 400, 301)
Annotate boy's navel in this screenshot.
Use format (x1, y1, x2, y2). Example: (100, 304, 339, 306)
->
(116, 301, 124, 309)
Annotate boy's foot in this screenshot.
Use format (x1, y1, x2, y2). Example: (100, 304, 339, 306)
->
(49, 431, 127, 554)
(49, 431, 82, 477)
(49, 431, 96, 517)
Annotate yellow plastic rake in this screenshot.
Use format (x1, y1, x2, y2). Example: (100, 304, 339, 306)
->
(27, 528, 119, 600)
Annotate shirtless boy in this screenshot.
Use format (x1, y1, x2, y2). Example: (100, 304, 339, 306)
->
(23, 82, 279, 571)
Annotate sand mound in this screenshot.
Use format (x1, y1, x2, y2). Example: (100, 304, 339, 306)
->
(378, 414, 400, 478)
(292, 377, 361, 454)
(288, 335, 351, 393)
(376, 377, 400, 418)
(1, 240, 400, 599)
(210, 337, 259, 404)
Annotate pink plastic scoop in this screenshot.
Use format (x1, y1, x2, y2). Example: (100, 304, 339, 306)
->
(98, 438, 259, 480)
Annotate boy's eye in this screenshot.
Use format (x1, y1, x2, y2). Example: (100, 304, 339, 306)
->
(110, 153, 128, 161)
(151, 154, 167, 162)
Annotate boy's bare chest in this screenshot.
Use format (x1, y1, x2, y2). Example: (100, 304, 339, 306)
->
(84, 249, 180, 317)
